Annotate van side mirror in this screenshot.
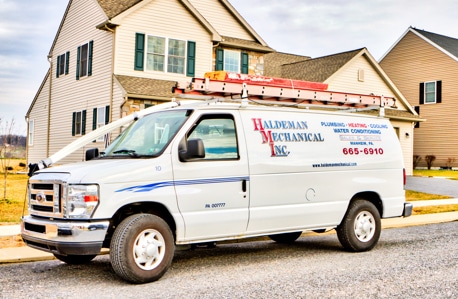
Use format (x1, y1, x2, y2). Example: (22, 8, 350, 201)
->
(85, 148, 100, 161)
(179, 138, 205, 161)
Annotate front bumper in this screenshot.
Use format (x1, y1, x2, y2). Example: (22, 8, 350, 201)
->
(21, 215, 109, 256)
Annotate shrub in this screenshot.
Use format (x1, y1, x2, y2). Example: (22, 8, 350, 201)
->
(425, 155, 436, 170)
(19, 162, 26, 167)
(445, 158, 456, 169)
(413, 155, 422, 169)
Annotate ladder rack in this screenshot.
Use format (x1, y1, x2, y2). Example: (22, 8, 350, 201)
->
(174, 71, 397, 109)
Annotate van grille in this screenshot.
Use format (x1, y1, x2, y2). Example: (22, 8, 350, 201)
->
(28, 179, 65, 218)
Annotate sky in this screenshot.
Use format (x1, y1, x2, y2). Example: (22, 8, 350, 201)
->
(0, 0, 457, 134)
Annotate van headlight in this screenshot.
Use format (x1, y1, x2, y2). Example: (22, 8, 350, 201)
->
(66, 184, 99, 219)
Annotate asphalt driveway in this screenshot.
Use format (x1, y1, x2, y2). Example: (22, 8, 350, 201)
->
(406, 176, 458, 198)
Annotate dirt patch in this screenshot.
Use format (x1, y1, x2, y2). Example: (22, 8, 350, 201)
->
(0, 234, 25, 248)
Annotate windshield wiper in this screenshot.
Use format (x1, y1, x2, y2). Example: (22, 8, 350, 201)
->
(112, 149, 140, 157)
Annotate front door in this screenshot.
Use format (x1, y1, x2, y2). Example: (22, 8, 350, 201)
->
(172, 112, 249, 242)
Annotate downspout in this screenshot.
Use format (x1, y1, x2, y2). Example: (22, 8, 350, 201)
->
(105, 23, 115, 137)
(46, 54, 53, 157)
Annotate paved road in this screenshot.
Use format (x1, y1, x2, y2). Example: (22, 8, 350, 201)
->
(406, 176, 458, 197)
(1, 222, 457, 298)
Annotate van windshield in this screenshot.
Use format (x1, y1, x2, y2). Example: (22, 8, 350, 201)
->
(103, 109, 192, 158)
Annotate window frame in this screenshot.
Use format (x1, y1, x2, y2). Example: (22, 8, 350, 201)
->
(145, 35, 186, 74)
(76, 41, 93, 80)
(424, 81, 437, 104)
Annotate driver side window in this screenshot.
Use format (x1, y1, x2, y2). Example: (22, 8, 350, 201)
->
(188, 115, 239, 160)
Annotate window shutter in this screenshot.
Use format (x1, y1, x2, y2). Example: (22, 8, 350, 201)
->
(72, 112, 76, 136)
(56, 56, 61, 78)
(414, 106, 420, 128)
(105, 105, 110, 124)
(65, 51, 70, 75)
(82, 110, 87, 135)
(241, 52, 249, 74)
(88, 40, 93, 76)
(76, 46, 81, 80)
(215, 48, 224, 71)
(186, 41, 196, 77)
(419, 82, 424, 104)
(436, 80, 442, 103)
(92, 108, 97, 130)
(135, 33, 145, 71)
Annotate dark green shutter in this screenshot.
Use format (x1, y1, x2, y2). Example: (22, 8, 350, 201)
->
(65, 51, 70, 75)
(72, 112, 76, 136)
(241, 52, 249, 74)
(436, 81, 442, 103)
(92, 108, 97, 130)
(135, 33, 145, 71)
(88, 41, 93, 76)
(186, 41, 196, 77)
(56, 55, 61, 78)
(76, 46, 81, 80)
(414, 106, 420, 128)
(105, 105, 110, 124)
(82, 110, 86, 135)
(215, 48, 224, 71)
(419, 83, 424, 104)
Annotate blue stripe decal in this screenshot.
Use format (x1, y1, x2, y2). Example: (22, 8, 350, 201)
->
(115, 176, 249, 193)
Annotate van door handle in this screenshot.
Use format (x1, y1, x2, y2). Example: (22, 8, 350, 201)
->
(242, 179, 247, 192)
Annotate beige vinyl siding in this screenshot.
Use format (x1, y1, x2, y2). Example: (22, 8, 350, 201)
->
(381, 31, 458, 168)
(391, 120, 414, 175)
(114, 0, 212, 80)
(27, 74, 50, 164)
(189, 0, 253, 40)
(46, 0, 113, 165)
(326, 55, 403, 109)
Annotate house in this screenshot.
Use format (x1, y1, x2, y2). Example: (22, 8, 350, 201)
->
(380, 27, 458, 169)
(26, 0, 420, 174)
(26, 0, 273, 165)
(265, 48, 422, 175)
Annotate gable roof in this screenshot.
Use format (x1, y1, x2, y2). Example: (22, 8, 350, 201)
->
(280, 49, 363, 82)
(97, 0, 141, 18)
(264, 52, 310, 77)
(380, 27, 458, 62)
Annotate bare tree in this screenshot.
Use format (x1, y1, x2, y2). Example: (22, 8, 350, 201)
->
(0, 117, 18, 201)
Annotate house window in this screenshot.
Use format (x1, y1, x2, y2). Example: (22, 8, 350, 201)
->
(76, 41, 93, 80)
(215, 48, 249, 74)
(72, 110, 86, 136)
(135, 33, 195, 76)
(92, 106, 110, 142)
(145, 36, 186, 74)
(419, 81, 442, 104)
(56, 52, 69, 78)
(28, 120, 34, 146)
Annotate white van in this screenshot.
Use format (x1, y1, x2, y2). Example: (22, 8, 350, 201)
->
(22, 100, 412, 283)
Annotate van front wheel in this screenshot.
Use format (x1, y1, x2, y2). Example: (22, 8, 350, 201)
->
(336, 200, 381, 252)
(110, 214, 175, 283)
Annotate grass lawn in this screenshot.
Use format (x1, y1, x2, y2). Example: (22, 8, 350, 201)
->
(0, 166, 457, 224)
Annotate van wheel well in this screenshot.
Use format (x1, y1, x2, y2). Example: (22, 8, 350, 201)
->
(103, 202, 176, 248)
(351, 192, 383, 217)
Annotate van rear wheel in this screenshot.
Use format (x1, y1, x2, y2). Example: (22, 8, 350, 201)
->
(269, 231, 302, 243)
(110, 214, 175, 283)
(336, 199, 380, 252)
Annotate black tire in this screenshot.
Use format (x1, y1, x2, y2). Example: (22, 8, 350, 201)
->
(336, 199, 381, 252)
(53, 254, 96, 264)
(268, 231, 302, 244)
(110, 214, 175, 284)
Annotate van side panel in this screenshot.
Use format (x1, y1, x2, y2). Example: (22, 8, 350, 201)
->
(240, 108, 405, 234)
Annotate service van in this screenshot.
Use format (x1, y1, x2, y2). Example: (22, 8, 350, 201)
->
(22, 76, 412, 283)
